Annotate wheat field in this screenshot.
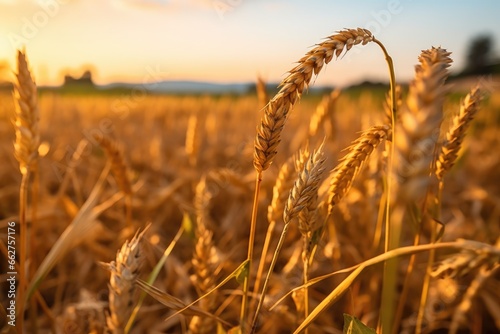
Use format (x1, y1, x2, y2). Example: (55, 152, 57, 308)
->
(1, 30, 500, 334)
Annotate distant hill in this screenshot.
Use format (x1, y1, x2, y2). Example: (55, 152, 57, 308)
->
(101, 80, 253, 94)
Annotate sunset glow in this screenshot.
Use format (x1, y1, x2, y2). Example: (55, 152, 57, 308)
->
(1, 0, 499, 86)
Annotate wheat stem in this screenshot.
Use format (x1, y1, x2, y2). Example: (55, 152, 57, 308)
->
(384, 46, 452, 334)
(302, 253, 310, 334)
(240, 172, 262, 332)
(13, 50, 40, 331)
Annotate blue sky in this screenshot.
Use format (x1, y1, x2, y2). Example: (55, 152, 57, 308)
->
(0, 0, 499, 87)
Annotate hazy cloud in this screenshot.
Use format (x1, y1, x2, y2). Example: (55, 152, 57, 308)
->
(112, 0, 217, 11)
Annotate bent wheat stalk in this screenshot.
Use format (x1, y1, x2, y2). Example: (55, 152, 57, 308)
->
(244, 28, 375, 331)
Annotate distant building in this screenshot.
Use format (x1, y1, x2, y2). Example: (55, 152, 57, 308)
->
(63, 70, 94, 87)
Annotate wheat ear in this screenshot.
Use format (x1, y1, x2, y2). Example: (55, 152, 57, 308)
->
(327, 125, 391, 215)
(105, 228, 147, 334)
(253, 28, 373, 173)
(268, 157, 297, 227)
(436, 87, 482, 180)
(13, 50, 40, 175)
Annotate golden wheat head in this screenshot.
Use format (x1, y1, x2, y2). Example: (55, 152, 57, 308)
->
(254, 28, 373, 173)
(13, 50, 40, 175)
(394, 47, 452, 201)
(436, 87, 482, 180)
(105, 228, 146, 333)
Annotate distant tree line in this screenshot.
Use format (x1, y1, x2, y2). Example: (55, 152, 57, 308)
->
(63, 70, 94, 87)
(460, 34, 500, 76)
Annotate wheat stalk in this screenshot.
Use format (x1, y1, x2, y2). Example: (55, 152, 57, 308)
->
(297, 174, 323, 333)
(251, 143, 326, 332)
(247, 27, 380, 331)
(13, 50, 40, 330)
(252, 157, 296, 311)
(105, 228, 147, 334)
(388, 46, 452, 334)
(436, 87, 482, 180)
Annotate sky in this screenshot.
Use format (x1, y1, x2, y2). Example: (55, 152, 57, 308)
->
(0, 0, 499, 87)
